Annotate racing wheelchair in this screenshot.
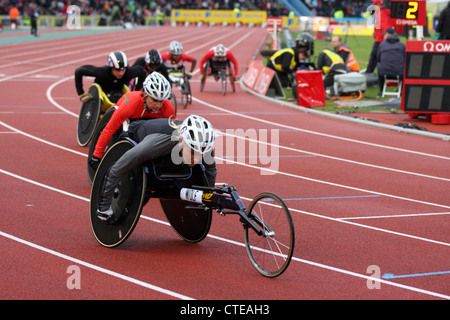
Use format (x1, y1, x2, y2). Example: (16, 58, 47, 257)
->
(86, 101, 178, 184)
(200, 60, 235, 96)
(77, 83, 177, 148)
(90, 139, 295, 277)
(168, 68, 192, 109)
(77, 83, 129, 147)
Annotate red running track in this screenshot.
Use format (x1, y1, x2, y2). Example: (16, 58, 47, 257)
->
(0, 26, 449, 301)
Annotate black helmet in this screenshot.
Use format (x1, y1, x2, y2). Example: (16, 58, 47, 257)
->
(295, 33, 314, 57)
(145, 49, 162, 69)
(107, 51, 128, 70)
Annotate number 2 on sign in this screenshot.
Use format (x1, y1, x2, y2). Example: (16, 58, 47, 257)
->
(406, 1, 418, 19)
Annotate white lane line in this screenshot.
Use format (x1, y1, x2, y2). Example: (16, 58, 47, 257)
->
(1, 120, 449, 211)
(0, 230, 194, 300)
(1, 168, 449, 300)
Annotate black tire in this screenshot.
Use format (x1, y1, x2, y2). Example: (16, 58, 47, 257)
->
(200, 62, 209, 92)
(90, 139, 146, 248)
(159, 165, 212, 243)
(220, 69, 227, 95)
(87, 106, 120, 184)
(77, 85, 101, 146)
(228, 63, 235, 93)
(169, 92, 177, 116)
(244, 192, 295, 277)
(180, 84, 189, 109)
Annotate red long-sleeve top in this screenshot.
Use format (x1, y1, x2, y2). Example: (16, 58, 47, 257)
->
(93, 91, 175, 158)
(199, 48, 239, 75)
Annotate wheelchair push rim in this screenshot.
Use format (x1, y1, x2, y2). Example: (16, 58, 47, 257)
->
(87, 106, 119, 184)
(90, 140, 146, 248)
(77, 85, 101, 146)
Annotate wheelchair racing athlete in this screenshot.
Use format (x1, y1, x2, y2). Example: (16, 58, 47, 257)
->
(75, 51, 147, 106)
(161, 40, 197, 75)
(89, 72, 175, 171)
(199, 44, 239, 81)
(132, 49, 171, 83)
(96, 115, 217, 221)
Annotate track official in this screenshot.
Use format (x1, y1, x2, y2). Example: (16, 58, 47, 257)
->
(266, 47, 308, 87)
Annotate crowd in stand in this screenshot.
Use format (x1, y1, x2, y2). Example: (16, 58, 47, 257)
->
(1, 0, 373, 21)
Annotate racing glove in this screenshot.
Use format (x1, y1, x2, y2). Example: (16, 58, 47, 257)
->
(88, 156, 101, 172)
(79, 92, 92, 103)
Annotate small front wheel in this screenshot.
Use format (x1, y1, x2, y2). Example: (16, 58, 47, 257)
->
(244, 192, 295, 277)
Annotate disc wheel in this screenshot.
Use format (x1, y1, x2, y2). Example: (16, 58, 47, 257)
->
(244, 192, 295, 278)
(169, 92, 177, 116)
(200, 63, 208, 92)
(229, 64, 236, 93)
(90, 140, 146, 248)
(87, 106, 119, 184)
(77, 85, 101, 146)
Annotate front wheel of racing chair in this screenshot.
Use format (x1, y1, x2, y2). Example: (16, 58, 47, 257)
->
(90, 139, 146, 248)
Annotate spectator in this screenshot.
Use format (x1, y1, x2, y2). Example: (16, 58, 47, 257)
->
(376, 28, 405, 93)
(436, 1, 450, 40)
(366, 0, 392, 73)
(9, 5, 19, 30)
(29, 2, 39, 37)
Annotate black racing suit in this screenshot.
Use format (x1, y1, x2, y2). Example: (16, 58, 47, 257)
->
(74, 64, 146, 103)
(98, 118, 217, 212)
(132, 57, 171, 84)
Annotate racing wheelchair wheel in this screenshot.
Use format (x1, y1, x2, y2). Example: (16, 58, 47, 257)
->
(228, 62, 236, 93)
(244, 192, 295, 277)
(77, 85, 101, 146)
(200, 62, 209, 92)
(219, 68, 227, 96)
(180, 72, 192, 108)
(90, 139, 146, 248)
(87, 106, 121, 184)
(169, 92, 177, 116)
(154, 162, 212, 243)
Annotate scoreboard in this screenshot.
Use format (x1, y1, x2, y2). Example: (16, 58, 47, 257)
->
(402, 40, 450, 121)
(390, 0, 426, 26)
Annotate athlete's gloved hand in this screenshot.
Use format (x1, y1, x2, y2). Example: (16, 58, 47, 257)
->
(79, 92, 92, 103)
(88, 156, 101, 172)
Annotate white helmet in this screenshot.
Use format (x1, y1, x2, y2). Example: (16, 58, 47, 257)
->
(214, 44, 226, 59)
(180, 115, 215, 155)
(169, 41, 183, 55)
(143, 72, 171, 101)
